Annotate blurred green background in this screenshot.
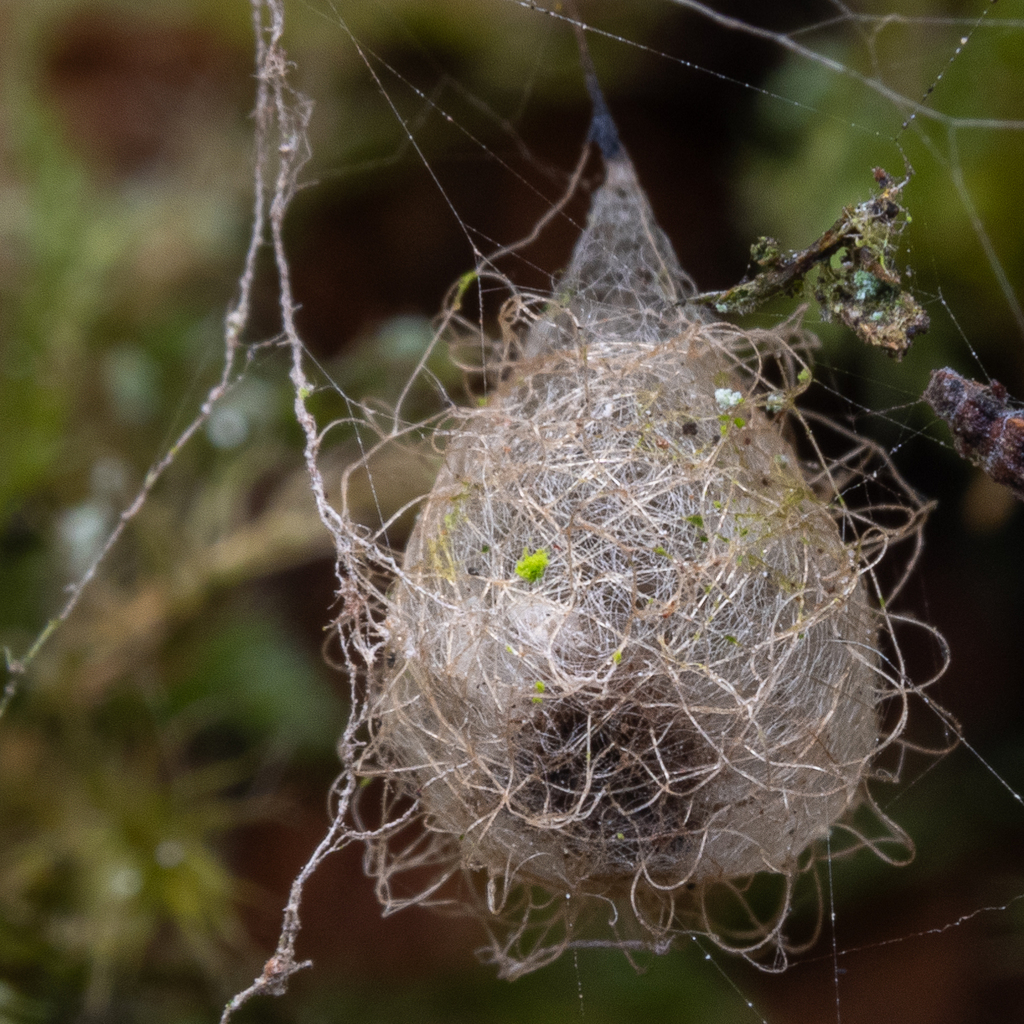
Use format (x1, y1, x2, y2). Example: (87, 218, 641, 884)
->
(1, 1, 1022, 1021)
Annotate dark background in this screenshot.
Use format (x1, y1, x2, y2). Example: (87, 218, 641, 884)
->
(1, 1, 1022, 1021)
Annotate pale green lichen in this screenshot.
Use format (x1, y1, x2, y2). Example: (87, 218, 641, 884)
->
(515, 547, 549, 582)
(714, 388, 744, 410)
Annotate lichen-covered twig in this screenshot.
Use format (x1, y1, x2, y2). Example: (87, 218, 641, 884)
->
(694, 168, 929, 359)
(924, 368, 1024, 502)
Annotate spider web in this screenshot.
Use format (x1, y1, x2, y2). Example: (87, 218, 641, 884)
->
(0, 0, 1011, 1019)
(221, 1, 1023, 1020)
(210, 0, 1024, 1020)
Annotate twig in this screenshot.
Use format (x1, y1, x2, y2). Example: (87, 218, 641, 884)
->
(692, 169, 929, 360)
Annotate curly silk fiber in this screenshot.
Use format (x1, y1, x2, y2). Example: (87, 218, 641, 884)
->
(347, 86, 928, 976)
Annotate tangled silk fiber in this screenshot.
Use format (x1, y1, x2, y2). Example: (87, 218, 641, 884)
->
(339, 128, 938, 976)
